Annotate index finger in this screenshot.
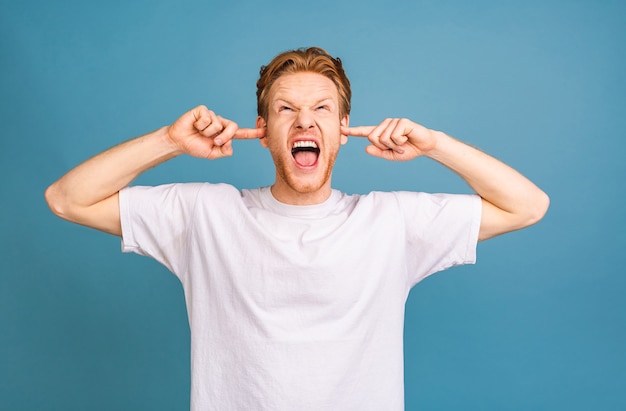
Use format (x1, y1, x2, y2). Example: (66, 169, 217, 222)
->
(341, 125, 376, 137)
(234, 127, 266, 139)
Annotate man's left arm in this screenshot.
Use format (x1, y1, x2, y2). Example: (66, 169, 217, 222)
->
(425, 130, 549, 241)
(342, 119, 550, 241)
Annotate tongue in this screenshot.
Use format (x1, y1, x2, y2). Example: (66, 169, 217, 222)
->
(294, 151, 317, 167)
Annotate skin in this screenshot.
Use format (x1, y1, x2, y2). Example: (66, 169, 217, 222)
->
(256, 72, 349, 205)
(43, 108, 264, 236)
(342, 119, 550, 240)
(45, 71, 549, 241)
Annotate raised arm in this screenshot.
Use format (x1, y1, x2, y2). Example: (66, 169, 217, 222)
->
(342, 119, 550, 241)
(45, 105, 264, 236)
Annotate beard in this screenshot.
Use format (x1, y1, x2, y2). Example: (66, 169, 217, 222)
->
(271, 147, 339, 196)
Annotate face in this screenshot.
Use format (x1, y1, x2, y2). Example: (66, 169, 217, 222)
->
(257, 72, 349, 205)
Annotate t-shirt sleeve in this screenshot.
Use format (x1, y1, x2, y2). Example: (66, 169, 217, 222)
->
(395, 191, 481, 287)
(119, 183, 203, 277)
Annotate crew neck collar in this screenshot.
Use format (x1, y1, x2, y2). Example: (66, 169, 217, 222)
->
(260, 186, 341, 218)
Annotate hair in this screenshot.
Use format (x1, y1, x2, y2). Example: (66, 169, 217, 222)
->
(256, 47, 351, 119)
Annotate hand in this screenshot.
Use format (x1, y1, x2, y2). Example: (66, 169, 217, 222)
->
(167, 105, 265, 159)
(342, 118, 438, 161)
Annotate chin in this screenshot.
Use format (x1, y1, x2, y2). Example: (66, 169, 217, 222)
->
(287, 177, 327, 194)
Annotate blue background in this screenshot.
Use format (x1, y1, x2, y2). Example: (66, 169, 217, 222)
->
(2, 0, 624, 409)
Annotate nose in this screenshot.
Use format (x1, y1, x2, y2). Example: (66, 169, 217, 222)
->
(295, 109, 315, 130)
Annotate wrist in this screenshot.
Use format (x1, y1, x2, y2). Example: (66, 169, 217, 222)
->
(423, 130, 450, 160)
(157, 126, 186, 158)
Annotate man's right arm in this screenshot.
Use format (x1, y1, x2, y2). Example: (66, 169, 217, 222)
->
(44, 105, 265, 236)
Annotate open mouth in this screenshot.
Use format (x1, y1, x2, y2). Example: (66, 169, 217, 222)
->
(291, 141, 320, 167)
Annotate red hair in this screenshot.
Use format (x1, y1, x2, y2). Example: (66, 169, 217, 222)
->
(256, 47, 351, 119)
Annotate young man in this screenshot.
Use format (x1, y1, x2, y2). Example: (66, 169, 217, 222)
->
(45, 47, 549, 410)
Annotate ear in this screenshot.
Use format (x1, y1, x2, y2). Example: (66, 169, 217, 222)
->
(256, 116, 268, 148)
(340, 114, 349, 145)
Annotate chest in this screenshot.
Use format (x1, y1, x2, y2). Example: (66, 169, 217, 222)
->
(186, 207, 410, 340)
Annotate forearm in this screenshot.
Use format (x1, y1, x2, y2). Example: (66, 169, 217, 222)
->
(427, 131, 550, 239)
(45, 126, 180, 230)
(343, 119, 549, 239)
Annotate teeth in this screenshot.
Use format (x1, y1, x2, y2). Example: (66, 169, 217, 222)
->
(293, 141, 318, 149)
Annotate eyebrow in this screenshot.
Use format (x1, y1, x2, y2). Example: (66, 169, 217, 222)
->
(273, 97, 336, 107)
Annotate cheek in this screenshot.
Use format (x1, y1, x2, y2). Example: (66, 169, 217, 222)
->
(266, 119, 288, 137)
(320, 121, 343, 140)
(265, 135, 286, 157)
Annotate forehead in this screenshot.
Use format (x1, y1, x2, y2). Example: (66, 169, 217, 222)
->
(269, 72, 339, 103)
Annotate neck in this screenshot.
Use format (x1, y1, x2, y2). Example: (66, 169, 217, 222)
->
(269, 182, 333, 205)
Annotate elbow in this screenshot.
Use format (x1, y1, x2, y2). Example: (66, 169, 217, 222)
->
(480, 190, 550, 241)
(44, 182, 69, 219)
(525, 190, 550, 227)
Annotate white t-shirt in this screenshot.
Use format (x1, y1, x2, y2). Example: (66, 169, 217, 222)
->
(119, 183, 481, 410)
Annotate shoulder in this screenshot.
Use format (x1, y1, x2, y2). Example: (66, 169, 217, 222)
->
(356, 190, 480, 218)
(123, 182, 239, 196)
(369, 190, 479, 206)
(352, 190, 431, 208)
(121, 183, 243, 210)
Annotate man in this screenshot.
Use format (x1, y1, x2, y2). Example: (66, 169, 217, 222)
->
(45, 47, 549, 410)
